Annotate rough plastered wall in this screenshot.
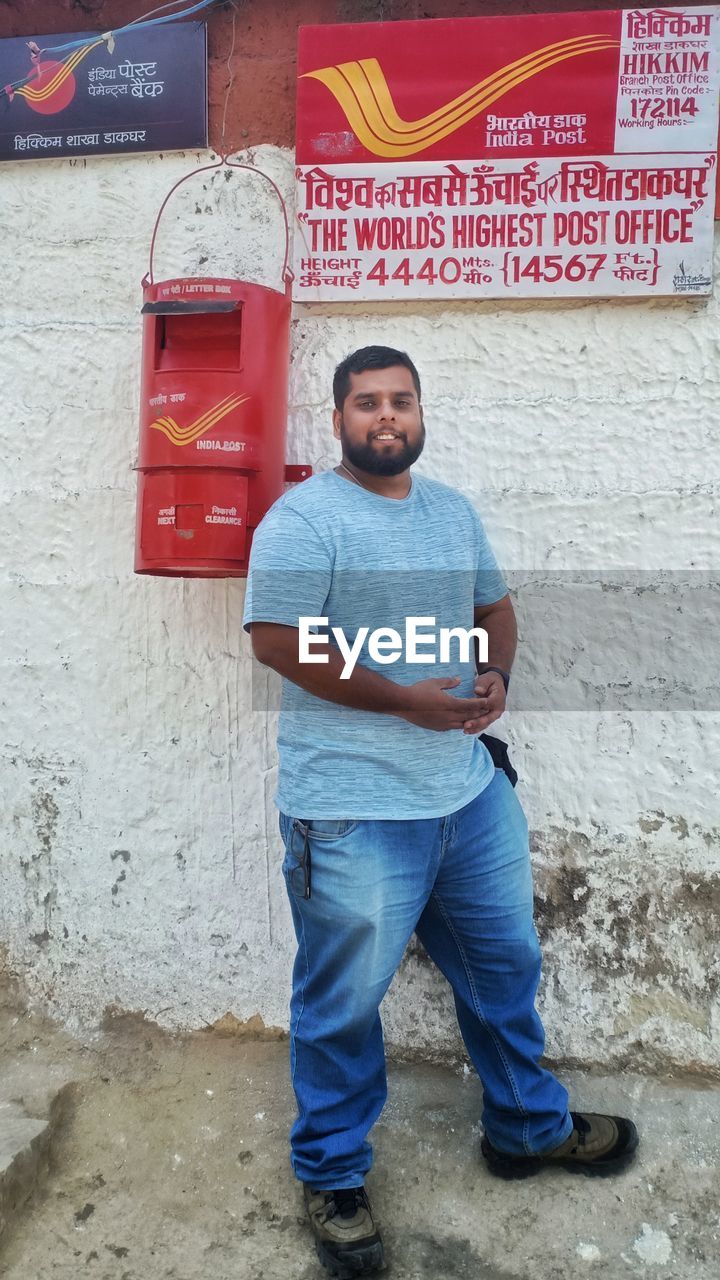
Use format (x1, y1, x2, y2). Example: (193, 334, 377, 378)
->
(1, 0, 719, 1075)
(2, 142, 719, 1074)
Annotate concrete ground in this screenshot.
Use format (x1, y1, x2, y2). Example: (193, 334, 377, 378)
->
(0, 1000, 719, 1280)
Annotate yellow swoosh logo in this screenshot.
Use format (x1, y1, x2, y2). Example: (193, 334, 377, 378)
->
(149, 394, 250, 447)
(303, 35, 620, 157)
(18, 40, 103, 103)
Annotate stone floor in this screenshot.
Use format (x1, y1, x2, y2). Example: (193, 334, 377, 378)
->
(0, 1000, 719, 1280)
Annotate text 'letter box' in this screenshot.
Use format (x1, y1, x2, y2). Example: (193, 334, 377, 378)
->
(135, 160, 311, 577)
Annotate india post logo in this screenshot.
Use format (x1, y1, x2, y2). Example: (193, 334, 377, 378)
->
(302, 33, 619, 157)
(149, 394, 250, 447)
(5, 39, 103, 114)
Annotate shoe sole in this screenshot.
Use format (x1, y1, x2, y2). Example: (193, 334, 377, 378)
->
(481, 1131, 639, 1181)
(315, 1238, 386, 1277)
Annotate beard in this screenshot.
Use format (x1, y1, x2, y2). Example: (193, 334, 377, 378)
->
(339, 419, 426, 476)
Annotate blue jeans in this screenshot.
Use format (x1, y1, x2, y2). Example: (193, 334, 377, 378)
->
(279, 770, 572, 1189)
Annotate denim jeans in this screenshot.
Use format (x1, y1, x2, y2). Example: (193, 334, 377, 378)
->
(278, 769, 572, 1189)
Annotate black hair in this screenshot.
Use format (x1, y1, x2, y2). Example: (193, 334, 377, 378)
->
(332, 345, 422, 410)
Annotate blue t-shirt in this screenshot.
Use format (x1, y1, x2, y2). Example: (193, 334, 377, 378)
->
(242, 469, 507, 819)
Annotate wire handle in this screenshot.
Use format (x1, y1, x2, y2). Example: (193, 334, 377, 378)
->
(143, 155, 292, 292)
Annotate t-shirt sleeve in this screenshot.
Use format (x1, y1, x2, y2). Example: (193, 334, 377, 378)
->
(242, 503, 333, 633)
(471, 507, 508, 606)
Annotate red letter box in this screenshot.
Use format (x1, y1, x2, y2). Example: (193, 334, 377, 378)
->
(135, 161, 310, 577)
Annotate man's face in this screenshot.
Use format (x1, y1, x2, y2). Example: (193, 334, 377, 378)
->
(333, 365, 425, 476)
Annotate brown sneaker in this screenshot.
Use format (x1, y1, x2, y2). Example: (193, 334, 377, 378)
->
(481, 1111, 639, 1180)
(303, 1183, 386, 1277)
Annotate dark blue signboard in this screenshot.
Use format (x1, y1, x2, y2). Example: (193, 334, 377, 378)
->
(0, 21, 207, 161)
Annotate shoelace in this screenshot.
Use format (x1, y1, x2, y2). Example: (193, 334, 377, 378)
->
(325, 1187, 369, 1220)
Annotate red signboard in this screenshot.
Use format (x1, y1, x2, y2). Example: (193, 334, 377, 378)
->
(295, 8, 720, 300)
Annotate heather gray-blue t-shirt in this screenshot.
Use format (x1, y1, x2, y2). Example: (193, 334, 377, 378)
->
(242, 469, 507, 820)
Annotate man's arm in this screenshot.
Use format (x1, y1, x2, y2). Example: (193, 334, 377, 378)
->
(462, 594, 518, 735)
(249, 621, 493, 733)
(475, 593, 517, 680)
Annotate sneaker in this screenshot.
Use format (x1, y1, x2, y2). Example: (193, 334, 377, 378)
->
(481, 1111, 639, 1180)
(303, 1183, 386, 1277)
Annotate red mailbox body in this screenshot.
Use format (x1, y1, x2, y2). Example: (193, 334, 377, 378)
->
(134, 164, 309, 577)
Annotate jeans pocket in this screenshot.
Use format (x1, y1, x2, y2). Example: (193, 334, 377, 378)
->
(282, 818, 358, 901)
(298, 818, 358, 840)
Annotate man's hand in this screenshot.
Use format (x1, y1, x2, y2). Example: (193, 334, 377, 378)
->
(399, 677, 497, 732)
(460, 671, 507, 735)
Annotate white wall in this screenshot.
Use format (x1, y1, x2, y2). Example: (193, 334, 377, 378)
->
(2, 145, 719, 1072)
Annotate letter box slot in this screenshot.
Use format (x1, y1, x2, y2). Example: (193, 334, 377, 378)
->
(154, 308, 243, 372)
(141, 301, 239, 314)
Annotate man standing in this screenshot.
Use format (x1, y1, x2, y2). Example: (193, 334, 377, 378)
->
(243, 346, 637, 1278)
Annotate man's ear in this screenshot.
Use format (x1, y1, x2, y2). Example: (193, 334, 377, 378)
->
(332, 409, 342, 439)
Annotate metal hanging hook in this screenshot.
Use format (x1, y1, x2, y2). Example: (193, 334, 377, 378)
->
(143, 153, 293, 292)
